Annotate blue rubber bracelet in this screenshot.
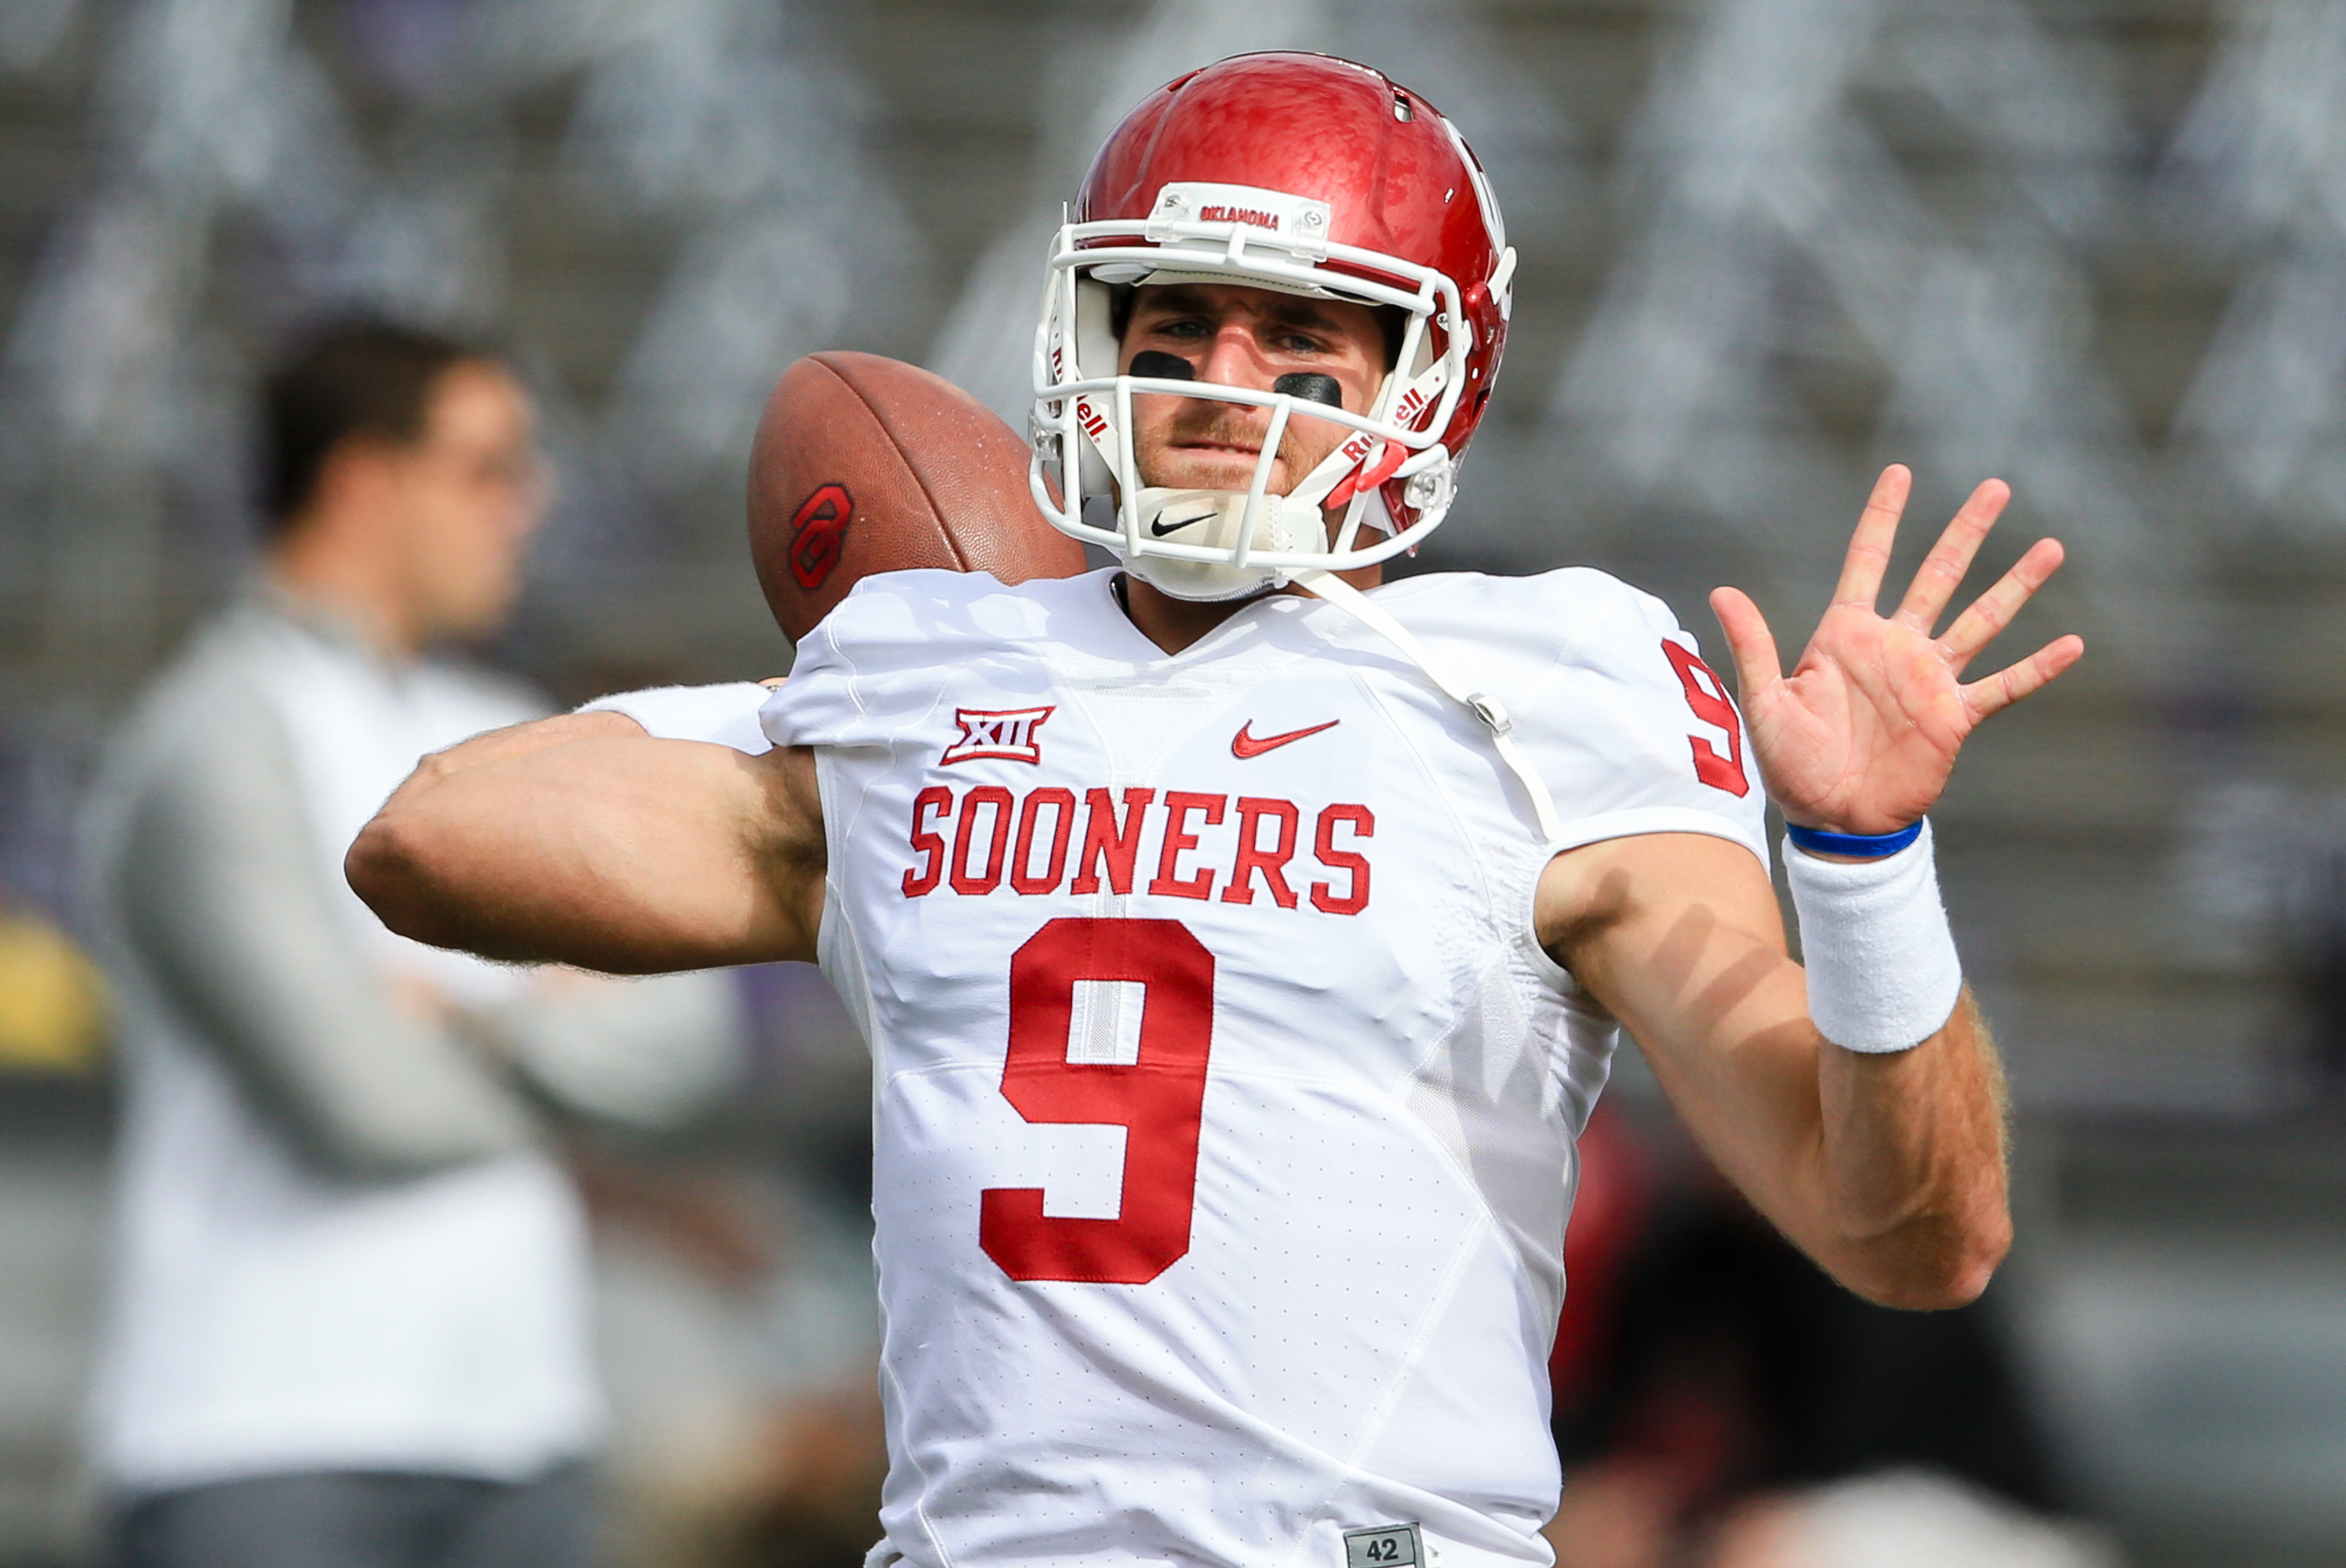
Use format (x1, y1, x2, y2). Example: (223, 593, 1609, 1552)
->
(1784, 819, 1925, 859)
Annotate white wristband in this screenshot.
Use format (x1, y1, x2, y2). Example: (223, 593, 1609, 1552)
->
(577, 683, 775, 755)
(1785, 819, 1963, 1054)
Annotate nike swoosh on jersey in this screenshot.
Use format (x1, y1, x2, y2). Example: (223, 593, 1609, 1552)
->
(1150, 511, 1218, 538)
(1231, 719, 1340, 759)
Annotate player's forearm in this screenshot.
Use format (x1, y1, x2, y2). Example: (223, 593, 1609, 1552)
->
(1554, 833, 2008, 1308)
(1804, 989, 2010, 1308)
(411, 709, 645, 782)
(1652, 1000, 2009, 1311)
(349, 736, 820, 973)
(348, 710, 648, 953)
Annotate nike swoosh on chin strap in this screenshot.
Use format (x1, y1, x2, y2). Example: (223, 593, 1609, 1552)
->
(1150, 511, 1218, 538)
(1232, 719, 1340, 759)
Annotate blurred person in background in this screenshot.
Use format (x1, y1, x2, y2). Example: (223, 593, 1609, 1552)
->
(77, 319, 741, 1568)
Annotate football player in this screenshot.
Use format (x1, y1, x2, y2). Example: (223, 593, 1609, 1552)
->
(347, 54, 2081, 1568)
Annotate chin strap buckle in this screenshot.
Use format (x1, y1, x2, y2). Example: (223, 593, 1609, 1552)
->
(1465, 692, 1511, 736)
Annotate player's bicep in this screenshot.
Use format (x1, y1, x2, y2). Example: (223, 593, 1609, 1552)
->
(1538, 831, 1791, 1030)
(350, 735, 825, 974)
(1537, 833, 1823, 1206)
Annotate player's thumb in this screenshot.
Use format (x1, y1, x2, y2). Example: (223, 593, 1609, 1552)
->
(1708, 586, 1781, 699)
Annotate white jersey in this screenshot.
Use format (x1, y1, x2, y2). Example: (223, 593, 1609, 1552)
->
(758, 566, 1766, 1568)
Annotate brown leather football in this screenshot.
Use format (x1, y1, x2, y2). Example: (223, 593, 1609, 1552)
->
(748, 351, 1086, 641)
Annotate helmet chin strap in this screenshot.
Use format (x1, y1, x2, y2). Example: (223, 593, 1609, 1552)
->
(1121, 440, 1365, 602)
(1290, 569, 1567, 843)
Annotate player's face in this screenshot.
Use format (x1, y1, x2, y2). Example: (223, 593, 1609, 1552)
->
(1120, 284, 1386, 500)
(390, 361, 547, 642)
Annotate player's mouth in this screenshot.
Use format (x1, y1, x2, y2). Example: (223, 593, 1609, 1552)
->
(1148, 436, 1272, 476)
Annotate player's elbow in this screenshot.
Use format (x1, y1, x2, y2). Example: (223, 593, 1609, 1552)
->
(345, 806, 467, 950)
(1838, 1204, 2011, 1311)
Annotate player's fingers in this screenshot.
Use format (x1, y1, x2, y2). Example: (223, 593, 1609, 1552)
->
(1831, 465, 1912, 608)
(1939, 536, 2065, 669)
(1709, 586, 1783, 700)
(1892, 478, 2010, 632)
(1962, 633, 2085, 720)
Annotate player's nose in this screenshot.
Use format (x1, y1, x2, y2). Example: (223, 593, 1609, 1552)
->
(1195, 322, 1276, 393)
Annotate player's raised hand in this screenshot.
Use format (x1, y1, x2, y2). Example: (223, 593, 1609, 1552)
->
(1707, 465, 2084, 836)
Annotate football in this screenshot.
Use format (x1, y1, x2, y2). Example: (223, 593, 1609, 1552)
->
(747, 351, 1086, 641)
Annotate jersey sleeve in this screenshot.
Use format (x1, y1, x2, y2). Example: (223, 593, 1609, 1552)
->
(757, 618, 868, 752)
(759, 569, 1063, 752)
(578, 682, 774, 753)
(1491, 570, 1770, 868)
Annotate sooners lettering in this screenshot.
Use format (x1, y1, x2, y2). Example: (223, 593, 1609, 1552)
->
(1010, 788, 1078, 895)
(944, 706, 1054, 766)
(951, 786, 1016, 894)
(902, 786, 953, 896)
(1311, 805, 1373, 915)
(1071, 788, 1153, 895)
(1150, 792, 1227, 901)
(902, 784, 1373, 914)
(1223, 797, 1300, 908)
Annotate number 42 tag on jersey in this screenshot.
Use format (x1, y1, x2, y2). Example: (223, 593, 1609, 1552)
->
(1344, 1522, 1425, 1568)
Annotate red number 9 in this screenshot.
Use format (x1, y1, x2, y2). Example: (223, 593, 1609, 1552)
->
(980, 917, 1216, 1285)
(1662, 640, 1750, 797)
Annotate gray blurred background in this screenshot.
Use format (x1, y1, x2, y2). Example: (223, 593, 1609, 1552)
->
(1, 1, 2343, 1565)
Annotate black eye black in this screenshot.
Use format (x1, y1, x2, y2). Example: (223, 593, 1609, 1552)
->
(1129, 351, 1195, 381)
(1272, 372, 1343, 407)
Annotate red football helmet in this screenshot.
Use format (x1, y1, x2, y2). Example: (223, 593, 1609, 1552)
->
(1029, 52, 1515, 600)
